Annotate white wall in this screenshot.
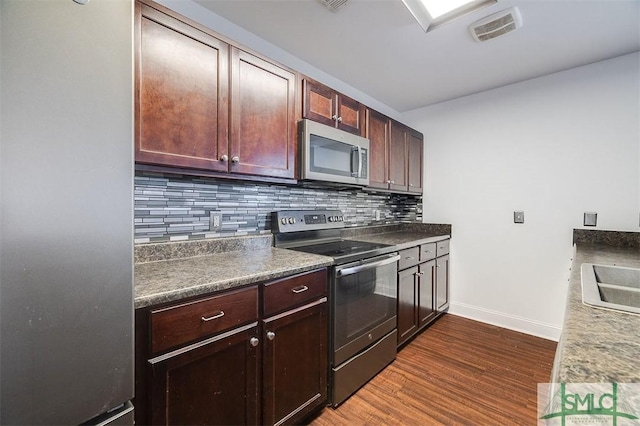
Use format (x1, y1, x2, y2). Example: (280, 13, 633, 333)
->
(403, 53, 640, 341)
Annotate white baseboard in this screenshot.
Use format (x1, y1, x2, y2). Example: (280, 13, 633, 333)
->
(448, 302, 562, 342)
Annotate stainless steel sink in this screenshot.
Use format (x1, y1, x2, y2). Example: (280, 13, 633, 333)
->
(581, 263, 640, 315)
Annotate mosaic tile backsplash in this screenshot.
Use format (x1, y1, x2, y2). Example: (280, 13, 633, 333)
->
(135, 172, 423, 244)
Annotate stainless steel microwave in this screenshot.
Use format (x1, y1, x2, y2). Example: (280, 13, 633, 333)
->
(300, 119, 370, 186)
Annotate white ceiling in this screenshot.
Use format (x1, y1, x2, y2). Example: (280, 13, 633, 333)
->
(194, 0, 640, 113)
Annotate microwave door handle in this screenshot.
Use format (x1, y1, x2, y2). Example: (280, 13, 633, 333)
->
(350, 146, 359, 177)
(337, 254, 400, 277)
(357, 146, 363, 178)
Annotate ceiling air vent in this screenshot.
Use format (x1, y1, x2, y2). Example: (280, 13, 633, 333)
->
(469, 7, 522, 42)
(317, 0, 349, 12)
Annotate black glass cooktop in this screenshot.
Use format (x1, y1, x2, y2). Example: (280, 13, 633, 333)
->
(291, 239, 393, 263)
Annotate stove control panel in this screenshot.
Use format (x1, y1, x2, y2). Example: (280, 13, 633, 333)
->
(272, 210, 345, 233)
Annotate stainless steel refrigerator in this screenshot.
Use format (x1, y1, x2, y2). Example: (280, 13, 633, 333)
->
(0, 0, 134, 424)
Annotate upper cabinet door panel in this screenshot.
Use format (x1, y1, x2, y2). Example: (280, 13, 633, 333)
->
(366, 109, 390, 190)
(336, 94, 365, 135)
(230, 48, 296, 179)
(389, 122, 408, 192)
(303, 79, 337, 128)
(407, 130, 423, 194)
(303, 78, 364, 135)
(136, 4, 229, 171)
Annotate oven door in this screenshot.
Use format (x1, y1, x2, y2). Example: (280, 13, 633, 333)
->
(332, 253, 399, 366)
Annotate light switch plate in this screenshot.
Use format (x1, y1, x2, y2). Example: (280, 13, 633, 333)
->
(584, 212, 597, 227)
(514, 211, 524, 224)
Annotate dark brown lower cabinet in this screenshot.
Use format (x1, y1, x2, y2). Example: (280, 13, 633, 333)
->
(136, 268, 328, 426)
(262, 298, 327, 426)
(397, 266, 419, 345)
(418, 260, 437, 328)
(397, 240, 449, 348)
(148, 323, 259, 425)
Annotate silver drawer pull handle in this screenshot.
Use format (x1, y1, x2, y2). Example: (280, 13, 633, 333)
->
(292, 285, 309, 294)
(201, 311, 224, 322)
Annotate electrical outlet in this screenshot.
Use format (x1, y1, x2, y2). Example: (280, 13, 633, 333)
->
(514, 211, 524, 224)
(209, 211, 222, 231)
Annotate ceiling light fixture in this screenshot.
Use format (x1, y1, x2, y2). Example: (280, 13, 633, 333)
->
(402, 0, 497, 32)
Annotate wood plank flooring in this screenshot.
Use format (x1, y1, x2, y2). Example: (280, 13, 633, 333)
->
(310, 314, 557, 426)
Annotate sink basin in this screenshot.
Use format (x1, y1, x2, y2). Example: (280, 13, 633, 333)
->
(581, 263, 640, 315)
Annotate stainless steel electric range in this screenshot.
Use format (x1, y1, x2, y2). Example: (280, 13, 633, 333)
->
(272, 210, 399, 407)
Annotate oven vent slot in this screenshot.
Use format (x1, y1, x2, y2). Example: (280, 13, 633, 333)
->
(317, 0, 349, 12)
(469, 7, 522, 42)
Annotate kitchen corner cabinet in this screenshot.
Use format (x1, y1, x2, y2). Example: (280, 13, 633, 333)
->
(397, 239, 449, 348)
(135, 0, 296, 180)
(135, 268, 328, 426)
(302, 78, 365, 136)
(366, 109, 423, 194)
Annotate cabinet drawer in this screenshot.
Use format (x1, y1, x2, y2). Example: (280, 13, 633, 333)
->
(398, 247, 420, 270)
(436, 239, 450, 257)
(150, 285, 258, 354)
(420, 243, 436, 262)
(263, 269, 327, 317)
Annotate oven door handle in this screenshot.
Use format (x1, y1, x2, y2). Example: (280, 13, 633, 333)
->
(337, 254, 400, 277)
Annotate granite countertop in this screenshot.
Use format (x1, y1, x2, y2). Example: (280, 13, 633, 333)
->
(553, 242, 640, 383)
(135, 246, 332, 309)
(133, 223, 452, 310)
(347, 231, 450, 251)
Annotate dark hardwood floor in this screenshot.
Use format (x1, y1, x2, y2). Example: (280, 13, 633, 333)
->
(310, 314, 557, 426)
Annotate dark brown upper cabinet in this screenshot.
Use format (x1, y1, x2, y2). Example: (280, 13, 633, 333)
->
(366, 108, 392, 190)
(366, 109, 423, 194)
(229, 48, 296, 179)
(135, 0, 297, 180)
(135, 2, 229, 172)
(302, 78, 365, 136)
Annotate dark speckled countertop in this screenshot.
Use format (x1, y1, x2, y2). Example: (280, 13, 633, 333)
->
(134, 237, 332, 309)
(134, 224, 451, 310)
(552, 239, 640, 383)
(347, 231, 450, 250)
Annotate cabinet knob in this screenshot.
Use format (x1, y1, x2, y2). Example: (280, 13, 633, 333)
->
(331, 114, 338, 121)
(220, 154, 228, 162)
(249, 337, 259, 347)
(337, 116, 343, 122)
(231, 156, 240, 163)
(266, 331, 276, 341)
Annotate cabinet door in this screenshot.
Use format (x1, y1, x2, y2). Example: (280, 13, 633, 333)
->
(148, 323, 259, 426)
(303, 79, 337, 128)
(230, 48, 296, 179)
(389, 121, 408, 192)
(366, 109, 390, 190)
(336, 94, 365, 135)
(397, 266, 418, 346)
(136, 3, 229, 171)
(418, 261, 436, 328)
(262, 299, 327, 426)
(407, 130, 423, 194)
(436, 254, 450, 312)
